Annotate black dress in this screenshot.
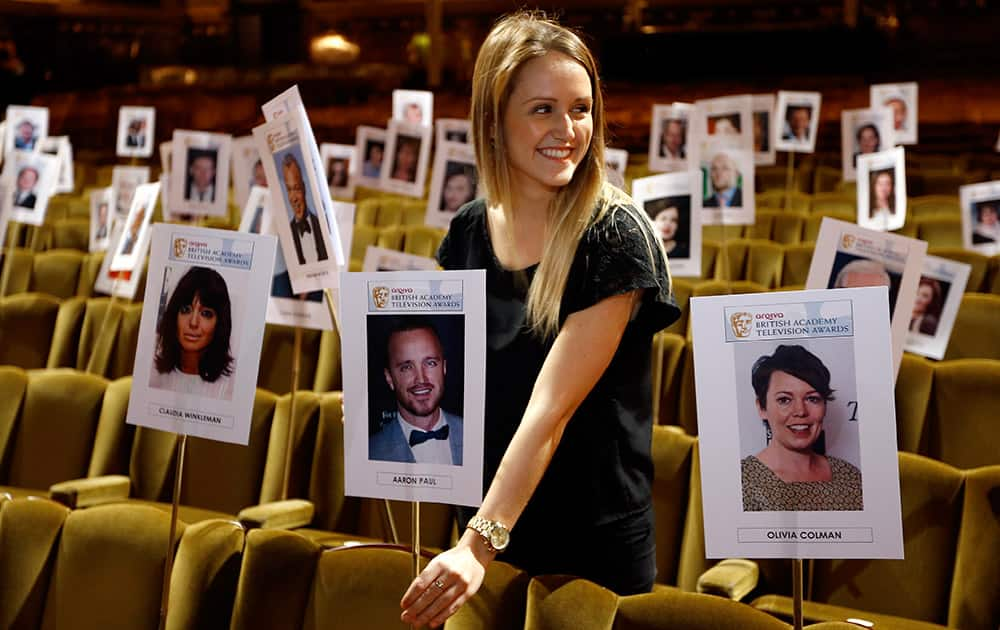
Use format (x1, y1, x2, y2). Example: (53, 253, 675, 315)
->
(437, 199, 680, 594)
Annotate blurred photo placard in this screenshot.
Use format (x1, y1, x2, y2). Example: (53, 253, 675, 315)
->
(116, 106, 155, 159)
(362, 246, 439, 272)
(605, 147, 628, 189)
(751, 94, 776, 166)
(425, 141, 478, 229)
(691, 287, 904, 559)
(773, 91, 821, 154)
(806, 217, 927, 377)
(856, 147, 906, 232)
(3, 105, 48, 158)
(89, 187, 113, 253)
(355, 126, 387, 191)
(870, 82, 918, 145)
(648, 102, 693, 173)
(392, 89, 434, 127)
(691, 138, 756, 226)
(111, 165, 151, 221)
(110, 182, 160, 273)
(231, 135, 266, 212)
(127, 224, 277, 445)
(632, 170, 702, 277)
(3, 150, 60, 225)
(321, 142, 357, 201)
(904, 255, 971, 361)
(341, 270, 486, 506)
(436, 118, 471, 147)
(40, 135, 73, 194)
(168, 130, 233, 218)
(93, 220, 146, 300)
(693, 95, 754, 153)
(380, 119, 432, 199)
(959, 180, 1000, 256)
(840, 108, 894, 182)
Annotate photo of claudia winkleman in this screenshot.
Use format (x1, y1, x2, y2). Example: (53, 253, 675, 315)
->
(149, 264, 237, 401)
(740, 343, 863, 512)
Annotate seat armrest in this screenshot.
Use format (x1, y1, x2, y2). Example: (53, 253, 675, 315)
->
(238, 499, 315, 530)
(49, 475, 131, 508)
(751, 594, 951, 629)
(697, 558, 760, 601)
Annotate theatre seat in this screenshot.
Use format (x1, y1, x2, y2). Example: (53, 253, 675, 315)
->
(717, 240, 749, 282)
(915, 217, 963, 249)
(0, 247, 34, 296)
(650, 426, 697, 586)
(809, 192, 855, 216)
(376, 198, 405, 227)
(910, 195, 961, 219)
(355, 198, 379, 226)
(46, 296, 87, 369)
(812, 166, 842, 194)
(52, 218, 90, 251)
(803, 212, 853, 242)
(75, 251, 106, 297)
(926, 247, 989, 292)
(376, 225, 406, 251)
(257, 324, 323, 395)
(30, 249, 86, 299)
(745, 210, 777, 241)
(944, 293, 1000, 360)
(745, 240, 784, 288)
(401, 199, 427, 226)
(780, 243, 815, 287)
(349, 224, 379, 270)
(403, 225, 445, 259)
(771, 212, 806, 244)
(0, 293, 62, 368)
(924, 359, 1000, 468)
(895, 353, 934, 454)
(948, 464, 1000, 629)
(701, 240, 720, 278)
(616, 588, 793, 630)
(524, 575, 618, 630)
(651, 332, 685, 426)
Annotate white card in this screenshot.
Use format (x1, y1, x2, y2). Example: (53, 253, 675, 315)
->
(89, 187, 114, 253)
(903, 255, 971, 361)
(392, 89, 434, 127)
(3, 105, 48, 158)
(341, 270, 486, 506)
(110, 182, 160, 272)
(648, 103, 693, 173)
(116, 106, 156, 158)
(168, 130, 233, 218)
(773, 91, 822, 154)
(691, 138, 756, 226)
(857, 147, 907, 232)
(362, 246, 440, 272)
(320, 142, 357, 201)
(870, 82, 918, 145)
(380, 119, 433, 199)
(111, 165, 151, 221)
(425, 141, 478, 229)
(2, 150, 60, 225)
(231, 135, 266, 212)
(959, 180, 1000, 256)
(604, 148, 628, 188)
(752, 94, 777, 166)
(841, 108, 895, 182)
(631, 170, 702, 277)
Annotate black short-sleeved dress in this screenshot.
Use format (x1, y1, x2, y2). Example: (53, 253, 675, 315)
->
(437, 198, 680, 595)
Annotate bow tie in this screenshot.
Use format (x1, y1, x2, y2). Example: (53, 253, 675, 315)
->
(409, 424, 449, 447)
(295, 219, 311, 235)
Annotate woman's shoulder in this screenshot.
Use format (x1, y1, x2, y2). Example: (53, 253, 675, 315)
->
(827, 456, 862, 480)
(449, 198, 487, 230)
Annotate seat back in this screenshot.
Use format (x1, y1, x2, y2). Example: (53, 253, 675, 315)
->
(0, 247, 34, 295)
(650, 426, 696, 586)
(948, 464, 1000, 629)
(944, 293, 1000, 360)
(349, 225, 380, 268)
(3, 369, 108, 491)
(524, 575, 619, 630)
(809, 453, 964, 624)
(925, 359, 1000, 469)
(745, 240, 784, 288)
(700, 240, 720, 279)
(165, 519, 247, 630)
(780, 243, 815, 287)
(75, 251, 105, 297)
(256, 324, 322, 394)
(926, 247, 989, 292)
(258, 390, 321, 506)
(716, 240, 749, 282)
(52, 218, 90, 251)
(771, 212, 806, 244)
(651, 332, 685, 427)
(894, 353, 933, 454)
(403, 225, 445, 258)
(745, 210, 777, 241)
(615, 589, 791, 630)
(45, 295, 87, 369)
(354, 198, 379, 226)
(39, 504, 186, 630)
(376, 225, 406, 251)
(0, 293, 62, 368)
(0, 367, 29, 476)
(31, 249, 85, 299)
(916, 217, 963, 248)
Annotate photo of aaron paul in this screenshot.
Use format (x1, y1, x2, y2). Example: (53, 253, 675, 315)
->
(369, 317, 463, 466)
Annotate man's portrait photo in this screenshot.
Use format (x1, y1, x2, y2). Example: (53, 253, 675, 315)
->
(278, 150, 328, 265)
(829, 252, 902, 315)
(13, 119, 38, 151)
(782, 105, 813, 143)
(126, 117, 147, 148)
(703, 152, 743, 208)
(12, 164, 39, 210)
(184, 148, 218, 203)
(367, 314, 465, 466)
(660, 118, 686, 160)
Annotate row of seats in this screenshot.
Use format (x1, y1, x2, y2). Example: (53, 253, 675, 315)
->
(349, 224, 447, 269)
(0, 497, 892, 630)
(0, 293, 341, 394)
(651, 331, 1000, 469)
(0, 367, 996, 628)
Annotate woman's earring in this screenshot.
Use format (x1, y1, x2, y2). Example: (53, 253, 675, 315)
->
(764, 421, 772, 445)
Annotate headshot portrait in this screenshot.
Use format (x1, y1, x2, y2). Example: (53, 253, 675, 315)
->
(829, 252, 902, 315)
(184, 148, 218, 203)
(126, 117, 147, 148)
(643, 194, 690, 259)
(91, 192, 111, 243)
(883, 96, 908, 132)
(445, 130, 468, 143)
(390, 135, 422, 183)
(115, 177, 138, 216)
(119, 205, 147, 256)
(277, 150, 329, 265)
(740, 344, 863, 512)
(753, 111, 770, 153)
(362, 139, 385, 178)
(854, 123, 881, 166)
(703, 152, 743, 208)
(439, 162, 477, 213)
(13, 119, 38, 151)
(367, 314, 465, 466)
(12, 164, 39, 210)
(403, 102, 424, 126)
(252, 158, 267, 188)
(392, 89, 433, 127)
(782, 105, 813, 143)
(868, 168, 896, 222)
(660, 118, 686, 160)
(149, 265, 236, 401)
(327, 156, 350, 188)
(708, 113, 741, 136)
(909, 275, 947, 337)
(972, 200, 1000, 244)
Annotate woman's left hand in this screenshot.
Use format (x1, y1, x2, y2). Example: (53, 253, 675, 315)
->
(400, 535, 491, 628)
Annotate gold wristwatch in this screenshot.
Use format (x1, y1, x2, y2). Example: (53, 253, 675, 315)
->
(467, 515, 510, 553)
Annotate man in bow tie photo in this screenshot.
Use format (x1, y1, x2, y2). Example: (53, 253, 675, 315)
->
(282, 153, 328, 265)
(369, 316, 464, 465)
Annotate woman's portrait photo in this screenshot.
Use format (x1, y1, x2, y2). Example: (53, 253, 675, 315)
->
(439, 162, 477, 213)
(740, 344, 863, 512)
(390, 135, 421, 183)
(909, 275, 947, 337)
(362, 139, 385, 178)
(149, 265, 236, 401)
(659, 117, 686, 160)
(753, 111, 770, 153)
(643, 195, 690, 259)
(868, 168, 895, 222)
(328, 157, 349, 188)
(853, 123, 881, 166)
(972, 200, 1000, 244)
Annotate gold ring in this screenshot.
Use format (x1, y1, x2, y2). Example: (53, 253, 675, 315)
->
(433, 579, 446, 589)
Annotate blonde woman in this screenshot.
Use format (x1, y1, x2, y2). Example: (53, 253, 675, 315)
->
(400, 12, 678, 627)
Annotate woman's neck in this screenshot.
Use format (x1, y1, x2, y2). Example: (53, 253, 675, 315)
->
(488, 180, 555, 270)
(179, 352, 201, 375)
(757, 443, 825, 481)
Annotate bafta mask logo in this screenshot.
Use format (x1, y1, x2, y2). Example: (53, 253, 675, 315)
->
(730, 312, 754, 338)
(841, 233, 856, 250)
(266, 133, 278, 153)
(173, 238, 187, 259)
(372, 286, 390, 309)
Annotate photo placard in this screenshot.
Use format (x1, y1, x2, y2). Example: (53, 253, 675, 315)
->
(126, 224, 277, 445)
(436, 118, 471, 147)
(840, 108, 894, 182)
(857, 147, 907, 232)
(110, 182, 160, 273)
(605, 147, 628, 188)
(231, 135, 266, 212)
(116, 106, 156, 158)
(111, 165, 151, 221)
(355, 126, 388, 191)
(691, 287, 904, 559)
(693, 94, 754, 153)
(648, 103, 693, 173)
(362, 246, 439, 272)
(959, 180, 1000, 256)
(380, 119, 433, 198)
(805, 217, 927, 377)
(3, 105, 48, 157)
(168, 130, 233, 218)
(392, 89, 434, 127)
(904, 255, 971, 360)
(691, 138, 756, 226)
(631, 170, 702, 277)
(773, 91, 822, 154)
(425, 141, 478, 229)
(340, 270, 486, 506)
(89, 186, 114, 253)
(752, 94, 776, 166)
(3, 150, 60, 225)
(870, 82, 918, 145)
(320, 142, 357, 201)
(39, 135, 74, 194)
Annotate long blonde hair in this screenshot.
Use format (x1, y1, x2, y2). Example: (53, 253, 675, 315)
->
(471, 11, 669, 338)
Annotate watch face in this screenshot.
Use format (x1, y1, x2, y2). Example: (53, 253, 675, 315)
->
(489, 526, 510, 550)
